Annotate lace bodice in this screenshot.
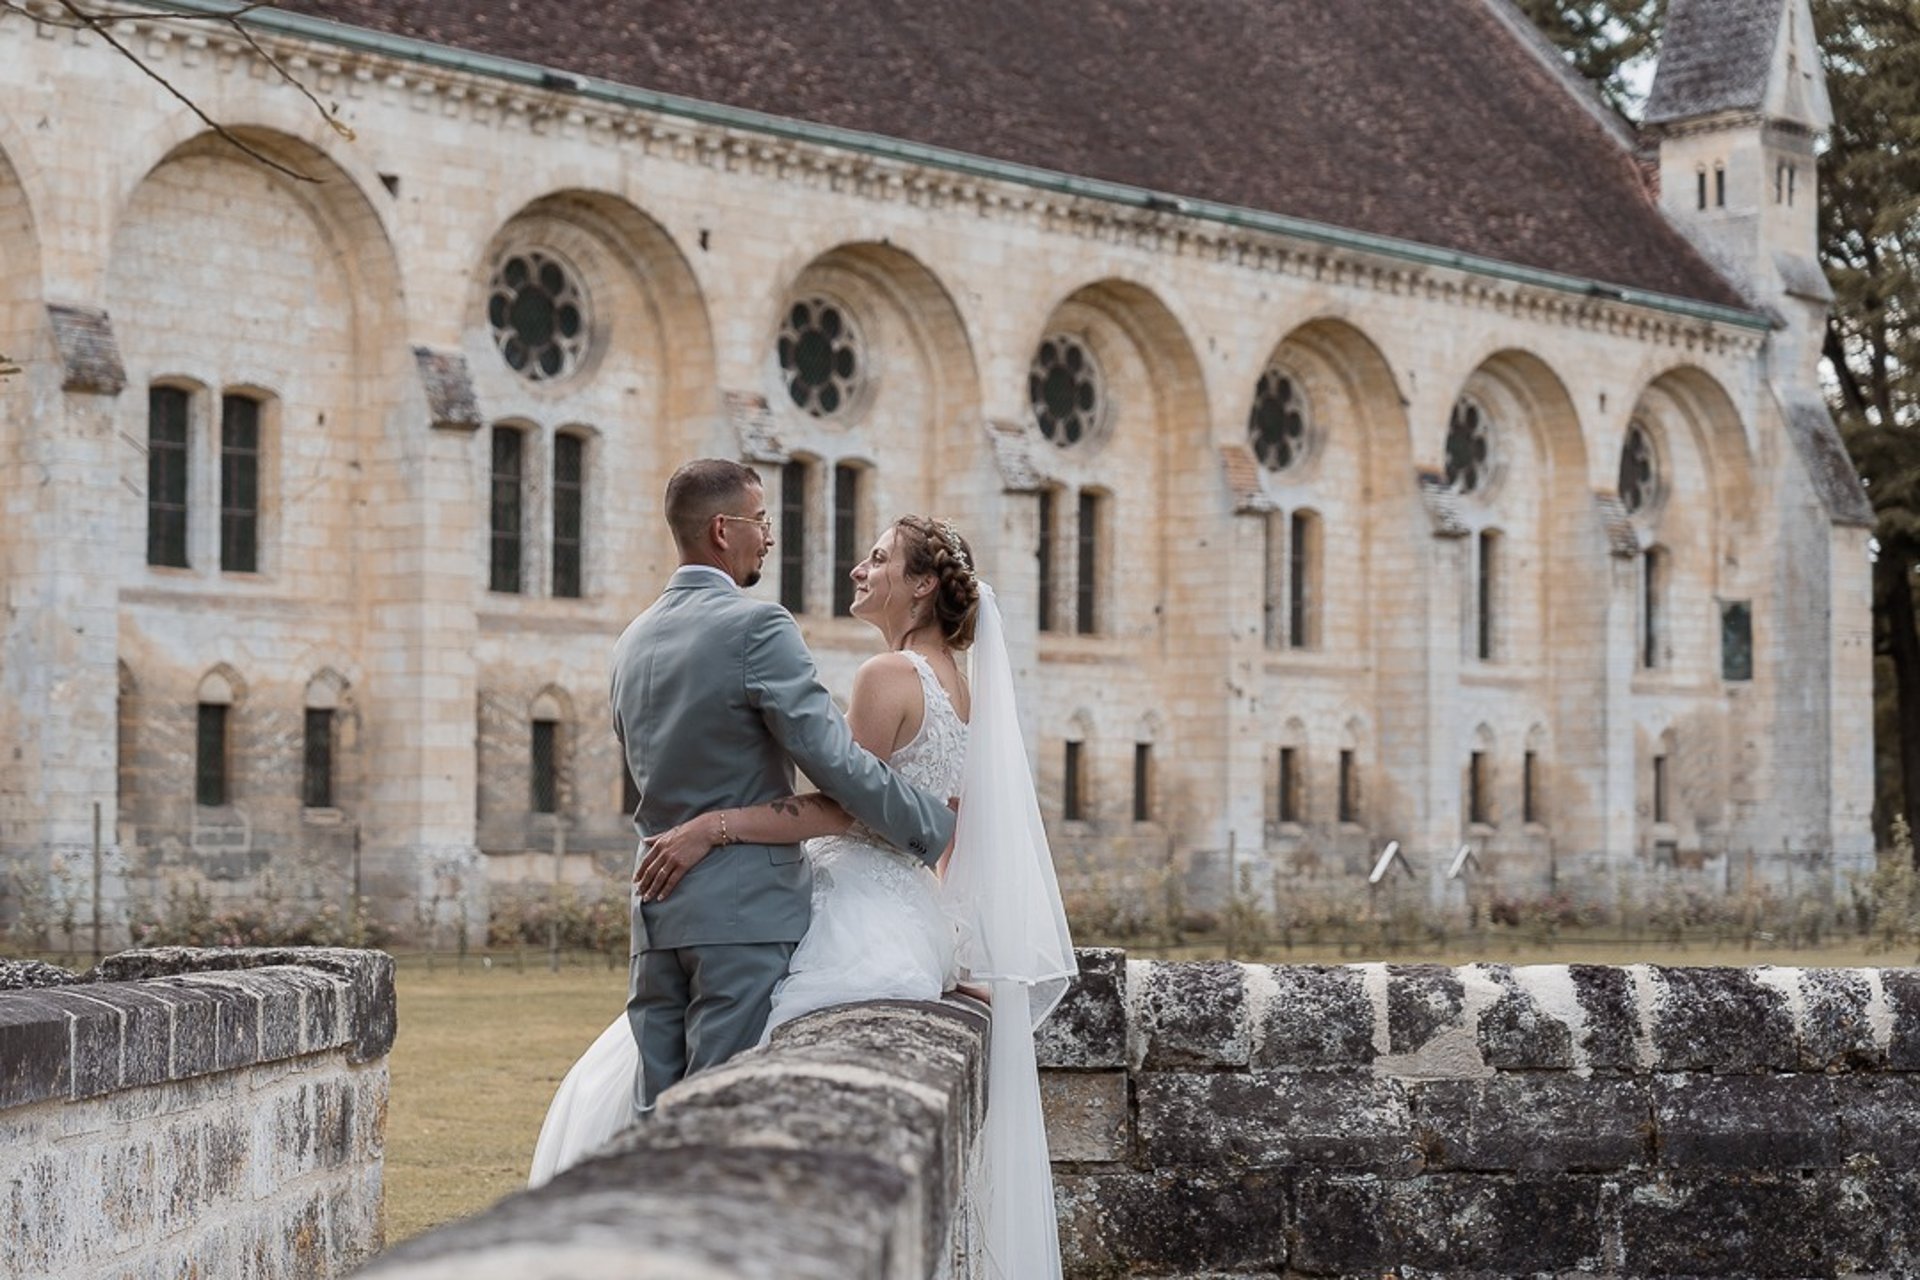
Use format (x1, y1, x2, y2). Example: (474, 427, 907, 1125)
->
(884, 649, 967, 801)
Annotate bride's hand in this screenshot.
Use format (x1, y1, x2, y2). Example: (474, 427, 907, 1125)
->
(634, 813, 723, 902)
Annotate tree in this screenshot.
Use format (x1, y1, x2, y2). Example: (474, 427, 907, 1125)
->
(1509, 0, 1665, 114)
(1815, 0, 1920, 851)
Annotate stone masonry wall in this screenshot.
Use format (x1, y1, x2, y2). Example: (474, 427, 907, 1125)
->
(0, 947, 395, 1280)
(1037, 949, 1920, 1278)
(357, 999, 989, 1280)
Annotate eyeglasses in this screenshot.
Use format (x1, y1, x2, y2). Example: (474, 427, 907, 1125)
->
(717, 514, 774, 533)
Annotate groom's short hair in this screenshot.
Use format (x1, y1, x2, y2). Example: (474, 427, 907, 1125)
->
(665, 458, 762, 550)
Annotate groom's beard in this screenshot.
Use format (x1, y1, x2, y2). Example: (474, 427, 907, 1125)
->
(742, 568, 762, 588)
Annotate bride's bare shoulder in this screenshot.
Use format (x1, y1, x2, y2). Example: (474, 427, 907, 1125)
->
(851, 650, 922, 700)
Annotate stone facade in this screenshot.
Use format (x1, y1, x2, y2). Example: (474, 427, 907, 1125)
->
(1038, 949, 1920, 1277)
(0, 946, 394, 1280)
(0, 0, 1872, 937)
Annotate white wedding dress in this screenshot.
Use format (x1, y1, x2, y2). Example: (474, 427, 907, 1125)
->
(530, 587, 1073, 1280)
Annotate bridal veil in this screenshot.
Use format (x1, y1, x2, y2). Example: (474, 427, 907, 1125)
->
(942, 582, 1078, 1280)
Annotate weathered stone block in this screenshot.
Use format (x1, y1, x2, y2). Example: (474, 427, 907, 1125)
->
(69, 985, 174, 1089)
(255, 974, 308, 1062)
(36, 990, 125, 1099)
(142, 983, 214, 1080)
(1568, 964, 1640, 1070)
(1250, 964, 1376, 1070)
(291, 968, 346, 1054)
(0, 995, 71, 1108)
(98, 948, 397, 1063)
(1137, 960, 1249, 1069)
(1794, 968, 1880, 1070)
(1833, 1075, 1920, 1165)
(364, 1144, 912, 1280)
(1652, 1074, 1842, 1168)
(0, 959, 80, 991)
(1040, 1070, 1129, 1163)
(1055, 1169, 1288, 1277)
(648, 1065, 957, 1267)
(1881, 968, 1920, 1070)
(1386, 965, 1464, 1056)
(1036, 947, 1126, 1069)
(167, 976, 262, 1073)
(1414, 1075, 1650, 1171)
(1474, 965, 1574, 1069)
(1648, 967, 1795, 1072)
(1616, 1171, 1890, 1275)
(1137, 1072, 1417, 1172)
(1291, 1172, 1605, 1274)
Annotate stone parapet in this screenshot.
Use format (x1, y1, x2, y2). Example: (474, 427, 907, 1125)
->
(357, 997, 989, 1280)
(0, 947, 394, 1280)
(1039, 949, 1920, 1278)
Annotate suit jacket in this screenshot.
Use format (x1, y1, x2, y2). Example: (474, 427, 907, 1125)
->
(612, 566, 958, 952)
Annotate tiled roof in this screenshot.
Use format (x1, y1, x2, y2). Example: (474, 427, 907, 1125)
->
(1644, 0, 1783, 124)
(271, 0, 1747, 310)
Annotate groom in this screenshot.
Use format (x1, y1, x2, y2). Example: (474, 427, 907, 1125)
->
(611, 458, 956, 1110)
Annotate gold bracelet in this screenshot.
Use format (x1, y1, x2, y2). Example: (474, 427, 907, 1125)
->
(718, 810, 730, 846)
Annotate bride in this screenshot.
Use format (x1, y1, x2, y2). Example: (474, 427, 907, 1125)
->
(529, 515, 1076, 1279)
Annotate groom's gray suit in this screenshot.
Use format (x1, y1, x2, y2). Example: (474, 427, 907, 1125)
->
(612, 564, 956, 1107)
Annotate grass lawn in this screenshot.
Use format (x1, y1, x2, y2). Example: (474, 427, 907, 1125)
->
(381, 933, 1913, 1243)
(384, 955, 627, 1244)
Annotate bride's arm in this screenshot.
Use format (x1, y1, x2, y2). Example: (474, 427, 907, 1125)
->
(636, 654, 928, 901)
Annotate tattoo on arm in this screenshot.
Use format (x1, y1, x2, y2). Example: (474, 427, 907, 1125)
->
(770, 794, 831, 819)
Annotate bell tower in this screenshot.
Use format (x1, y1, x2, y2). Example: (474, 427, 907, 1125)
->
(1645, 0, 1831, 385)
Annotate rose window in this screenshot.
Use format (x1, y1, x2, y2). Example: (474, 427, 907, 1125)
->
(1249, 367, 1309, 471)
(488, 250, 589, 382)
(1618, 420, 1658, 515)
(1029, 335, 1103, 448)
(778, 298, 863, 416)
(1444, 397, 1494, 495)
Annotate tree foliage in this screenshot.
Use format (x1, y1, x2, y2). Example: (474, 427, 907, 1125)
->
(1510, 0, 1665, 113)
(1815, 0, 1920, 850)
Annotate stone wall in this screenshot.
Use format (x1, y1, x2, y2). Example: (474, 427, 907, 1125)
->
(357, 999, 989, 1280)
(0, 947, 395, 1280)
(1039, 948, 1920, 1278)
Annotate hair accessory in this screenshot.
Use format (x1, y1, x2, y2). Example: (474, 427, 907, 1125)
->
(936, 519, 973, 577)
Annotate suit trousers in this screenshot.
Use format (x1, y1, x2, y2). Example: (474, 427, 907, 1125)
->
(627, 940, 796, 1113)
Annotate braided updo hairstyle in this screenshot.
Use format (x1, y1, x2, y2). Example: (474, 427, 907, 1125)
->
(891, 515, 981, 651)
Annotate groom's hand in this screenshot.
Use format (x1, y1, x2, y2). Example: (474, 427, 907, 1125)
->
(634, 814, 722, 902)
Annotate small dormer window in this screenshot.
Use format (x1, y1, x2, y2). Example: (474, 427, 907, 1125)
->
(1695, 166, 1707, 211)
(1714, 163, 1726, 208)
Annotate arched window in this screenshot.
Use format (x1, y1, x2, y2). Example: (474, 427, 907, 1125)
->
(1475, 529, 1500, 663)
(551, 432, 586, 599)
(780, 458, 812, 614)
(220, 392, 262, 573)
(832, 461, 868, 617)
(1037, 488, 1059, 633)
(1467, 726, 1496, 827)
(1076, 489, 1104, 635)
(1641, 546, 1666, 669)
(530, 689, 568, 816)
(304, 672, 348, 810)
(195, 669, 240, 809)
(147, 385, 191, 568)
(490, 425, 526, 594)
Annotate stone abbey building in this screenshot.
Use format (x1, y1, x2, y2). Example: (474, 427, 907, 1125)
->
(0, 0, 1872, 936)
